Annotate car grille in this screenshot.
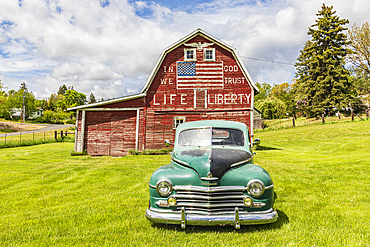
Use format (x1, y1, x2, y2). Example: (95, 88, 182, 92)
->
(173, 185, 247, 214)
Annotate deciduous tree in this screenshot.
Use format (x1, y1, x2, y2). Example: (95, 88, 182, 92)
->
(5, 83, 37, 118)
(347, 22, 370, 95)
(57, 89, 86, 110)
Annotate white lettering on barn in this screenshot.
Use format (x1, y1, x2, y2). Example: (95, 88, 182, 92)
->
(224, 77, 245, 84)
(223, 65, 238, 72)
(153, 93, 251, 106)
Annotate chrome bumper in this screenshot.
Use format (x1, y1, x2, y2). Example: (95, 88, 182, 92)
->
(146, 207, 278, 229)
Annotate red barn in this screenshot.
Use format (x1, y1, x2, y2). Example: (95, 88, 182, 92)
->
(68, 29, 259, 156)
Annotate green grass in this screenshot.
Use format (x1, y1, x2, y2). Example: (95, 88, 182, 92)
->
(0, 128, 17, 133)
(1, 120, 370, 246)
(0, 128, 74, 149)
(258, 114, 369, 132)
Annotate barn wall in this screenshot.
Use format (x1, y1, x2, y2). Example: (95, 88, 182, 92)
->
(76, 109, 143, 156)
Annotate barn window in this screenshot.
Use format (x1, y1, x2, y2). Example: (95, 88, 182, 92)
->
(204, 48, 215, 61)
(184, 48, 196, 61)
(174, 116, 186, 129)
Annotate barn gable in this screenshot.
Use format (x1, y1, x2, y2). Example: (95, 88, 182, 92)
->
(141, 29, 258, 96)
(69, 29, 258, 156)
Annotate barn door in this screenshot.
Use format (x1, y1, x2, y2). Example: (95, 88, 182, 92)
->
(86, 111, 111, 156)
(110, 111, 137, 156)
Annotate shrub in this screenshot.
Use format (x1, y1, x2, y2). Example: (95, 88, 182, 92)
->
(70, 150, 88, 156)
(128, 148, 172, 155)
(65, 119, 76, 125)
(0, 110, 11, 120)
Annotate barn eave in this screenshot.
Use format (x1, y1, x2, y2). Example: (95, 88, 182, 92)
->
(66, 92, 146, 111)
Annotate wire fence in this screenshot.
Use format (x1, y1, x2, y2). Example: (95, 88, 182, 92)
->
(0, 130, 75, 148)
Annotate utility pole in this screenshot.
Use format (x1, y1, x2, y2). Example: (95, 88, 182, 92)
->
(21, 82, 26, 123)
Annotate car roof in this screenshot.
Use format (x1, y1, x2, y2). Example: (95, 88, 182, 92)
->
(176, 120, 248, 133)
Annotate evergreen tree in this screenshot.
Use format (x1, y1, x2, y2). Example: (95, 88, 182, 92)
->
(57, 84, 68, 95)
(88, 93, 96, 104)
(294, 4, 357, 116)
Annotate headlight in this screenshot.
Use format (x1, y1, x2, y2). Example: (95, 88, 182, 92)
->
(156, 178, 173, 197)
(247, 179, 265, 198)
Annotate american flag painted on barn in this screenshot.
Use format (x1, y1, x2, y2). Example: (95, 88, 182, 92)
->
(176, 61, 224, 89)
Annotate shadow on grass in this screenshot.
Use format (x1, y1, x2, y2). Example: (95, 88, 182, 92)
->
(254, 145, 281, 151)
(150, 209, 288, 233)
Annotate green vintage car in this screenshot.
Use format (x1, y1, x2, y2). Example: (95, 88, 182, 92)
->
(145, 120, 277, 229)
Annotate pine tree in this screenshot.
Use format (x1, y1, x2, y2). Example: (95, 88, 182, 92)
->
(295, 4, 357, 116)
(88, 93, 96, 104)
(57, 84, 68, 95)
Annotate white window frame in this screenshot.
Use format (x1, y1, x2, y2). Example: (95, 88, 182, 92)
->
(204, 48, 215, 61)
(184, 48, 196, 61)
(173, 116, 186, 129)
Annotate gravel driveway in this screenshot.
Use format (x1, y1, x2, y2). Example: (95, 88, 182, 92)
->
(0, 123, 74, 137)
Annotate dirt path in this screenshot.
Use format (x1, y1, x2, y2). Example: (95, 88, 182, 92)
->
(0, 121, 74, 137)
(0, 121, 44, 132)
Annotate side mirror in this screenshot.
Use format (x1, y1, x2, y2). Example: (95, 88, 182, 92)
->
(253, 138, 261, 146)
(164, 140, 174, 146)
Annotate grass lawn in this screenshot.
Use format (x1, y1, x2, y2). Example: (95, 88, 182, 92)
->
(1, 120, 370, 246)
(0, 129, 17, 133)
(0, 127, 75, 149)
(260, 114, 368, 131)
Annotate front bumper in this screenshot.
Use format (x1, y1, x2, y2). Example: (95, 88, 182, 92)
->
(146, 207, 278, 229)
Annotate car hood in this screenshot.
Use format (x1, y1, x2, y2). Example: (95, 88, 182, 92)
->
(172, 148, 252, 179)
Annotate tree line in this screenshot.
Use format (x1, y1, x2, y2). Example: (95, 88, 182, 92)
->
(0, 82, 97, 123)
(255, 4, 370, 120)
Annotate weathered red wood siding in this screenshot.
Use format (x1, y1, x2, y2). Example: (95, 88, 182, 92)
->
(144, 35, 253, 149)
(76, 107, 144, 156)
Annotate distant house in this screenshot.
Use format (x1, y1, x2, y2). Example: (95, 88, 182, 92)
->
(10, 108, 22, 118)
(360, 94, 369, 107)
(29, 108, 44, 119)
(9, 107, 42, 119)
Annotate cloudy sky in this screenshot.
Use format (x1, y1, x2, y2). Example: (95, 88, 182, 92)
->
(0, 0, 369, 100)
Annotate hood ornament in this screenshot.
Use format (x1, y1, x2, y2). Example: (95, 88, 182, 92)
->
(207, 172, 213, 178)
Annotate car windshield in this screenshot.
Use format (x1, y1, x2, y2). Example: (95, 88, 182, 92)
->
(178, 127, 245, 147)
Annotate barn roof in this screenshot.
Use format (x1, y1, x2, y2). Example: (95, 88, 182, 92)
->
(68, 29, 257, 111)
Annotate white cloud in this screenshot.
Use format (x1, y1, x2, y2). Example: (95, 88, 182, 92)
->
(0, 0, 369, 100)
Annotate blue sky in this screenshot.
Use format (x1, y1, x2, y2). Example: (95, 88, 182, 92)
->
(0, 0, 369, 100)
